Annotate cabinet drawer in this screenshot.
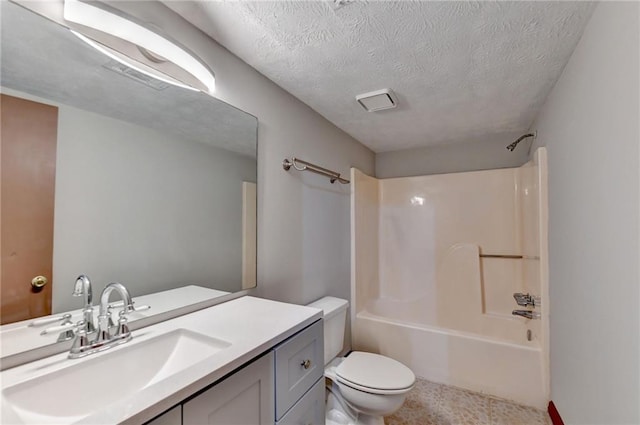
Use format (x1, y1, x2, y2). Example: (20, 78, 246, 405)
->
(275, 320, 324, 420)
(276, 378, 324, 425)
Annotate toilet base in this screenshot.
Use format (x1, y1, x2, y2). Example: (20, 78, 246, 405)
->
(326, 407, 385, 425)
(326, 407, 351, 425)
(326, 383, 385, 425)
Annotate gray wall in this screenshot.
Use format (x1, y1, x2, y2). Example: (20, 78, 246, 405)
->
(111, 3, 375, 314)
(52, 104, 257, 312)
(529, 3, 639, 423)
(375, 135, 529, 178)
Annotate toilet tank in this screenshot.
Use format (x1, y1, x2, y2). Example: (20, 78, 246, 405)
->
(307, 296, 349, 365)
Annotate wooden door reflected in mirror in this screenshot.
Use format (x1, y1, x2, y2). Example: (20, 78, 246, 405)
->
(1, 94, 58, 324)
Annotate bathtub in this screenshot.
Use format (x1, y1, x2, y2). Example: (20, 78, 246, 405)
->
(350, 149, 549, 409)
(352, 302, 547, 409)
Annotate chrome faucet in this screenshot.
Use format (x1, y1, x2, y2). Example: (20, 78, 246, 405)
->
(72, 274, 96, 334)
(39, 278, 150, 358)
(512, 309, 541, 320)
(38, 274, 96, 341)
(66, 282, 140, 359)
(95, 282, 134, 343)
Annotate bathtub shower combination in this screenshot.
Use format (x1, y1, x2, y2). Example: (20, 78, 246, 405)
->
(350, 148, 549, 409)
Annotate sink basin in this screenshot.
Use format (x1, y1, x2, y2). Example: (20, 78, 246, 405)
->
(2, 329, 231, 424)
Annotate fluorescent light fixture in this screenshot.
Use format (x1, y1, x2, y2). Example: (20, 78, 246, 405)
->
(70, 31, 197, 91)
(63, 0, 215, 93)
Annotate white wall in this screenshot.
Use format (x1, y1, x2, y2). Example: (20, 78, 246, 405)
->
(375, 136, 529, 178)
(111, 3, 375, 312)
(51, 105, 257, 312)
(529, 3, 639, 423)
(192, 19, 374, 308)
(190, 22, 374, 308)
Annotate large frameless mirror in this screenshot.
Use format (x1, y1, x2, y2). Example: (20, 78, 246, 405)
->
(0, 1, 257, 364)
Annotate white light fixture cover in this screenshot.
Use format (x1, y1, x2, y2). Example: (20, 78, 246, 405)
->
(63, 0, 215, 93)
(70, 31, 197, 91)
(356, 88, 398, 112)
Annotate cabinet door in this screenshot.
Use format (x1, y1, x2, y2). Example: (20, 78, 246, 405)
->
(145, 406, 181, 425)
(183, 352, 274, 425)
(276, 379, 325, 425)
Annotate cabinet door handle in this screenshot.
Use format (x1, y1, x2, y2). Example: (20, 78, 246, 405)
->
(300, 359, 311, 369)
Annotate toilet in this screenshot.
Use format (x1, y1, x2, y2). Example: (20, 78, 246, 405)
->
(307, 297, 415, 425)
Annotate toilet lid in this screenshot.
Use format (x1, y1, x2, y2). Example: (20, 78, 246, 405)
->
(335, 352, 415, 391)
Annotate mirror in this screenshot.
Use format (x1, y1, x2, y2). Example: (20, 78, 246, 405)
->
(0, 1, 257, 358)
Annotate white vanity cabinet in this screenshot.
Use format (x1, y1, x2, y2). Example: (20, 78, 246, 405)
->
(144, 319, 324, 425)
(183, 352, 275, 424)
(0, 297, 324, 425)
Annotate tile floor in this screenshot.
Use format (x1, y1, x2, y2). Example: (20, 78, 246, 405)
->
(384, 378, 552, 425)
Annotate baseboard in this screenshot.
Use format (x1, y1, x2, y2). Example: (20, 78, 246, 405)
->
(548, 401, 565, 425)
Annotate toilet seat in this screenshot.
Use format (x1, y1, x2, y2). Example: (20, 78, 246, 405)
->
(335, 352, 415, 395)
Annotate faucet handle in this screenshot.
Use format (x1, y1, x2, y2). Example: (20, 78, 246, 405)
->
(109, 299, 144, 312)
(108, 302, 150, 316)
(108, 300, 127, 309)
(132, 304, 151, 313)
(104, 306, 145, 327)
(30, 313, 73, 328)
(40, 318, 81, 336)
(114, 311, 130, 337)
(56, 315, 76, 342)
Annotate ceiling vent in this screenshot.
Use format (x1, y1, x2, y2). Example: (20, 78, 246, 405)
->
(331, 0, 355, 10)
(356, 89, 398, 112)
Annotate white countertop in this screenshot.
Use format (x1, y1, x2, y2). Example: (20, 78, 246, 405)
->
(0, 286, 230, 365)
(0, 296, 322, 424)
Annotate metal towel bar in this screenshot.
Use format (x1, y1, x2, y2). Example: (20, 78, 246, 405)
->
(282, 157, 350, 184)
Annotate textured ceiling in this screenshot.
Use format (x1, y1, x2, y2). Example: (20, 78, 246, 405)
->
(166, 1, 595, 153)
(1, 1, 257, 157)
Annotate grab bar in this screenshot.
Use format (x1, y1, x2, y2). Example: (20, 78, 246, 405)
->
(479, 254, 540, 260)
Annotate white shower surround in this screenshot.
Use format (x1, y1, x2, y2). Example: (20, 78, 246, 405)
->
(350, 148, 549, 409)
